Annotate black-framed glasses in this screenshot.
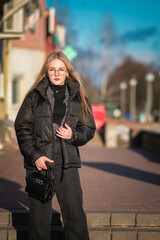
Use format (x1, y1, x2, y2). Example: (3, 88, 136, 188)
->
(48, 68, 68, 76)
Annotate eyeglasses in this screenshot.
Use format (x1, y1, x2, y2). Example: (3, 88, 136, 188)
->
(48, 68, 68, 76)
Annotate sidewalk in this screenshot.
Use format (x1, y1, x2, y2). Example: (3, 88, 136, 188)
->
(0, 145, 160, 212)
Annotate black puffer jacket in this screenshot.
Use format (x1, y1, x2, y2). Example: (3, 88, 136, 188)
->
(14, 77, 96, 170)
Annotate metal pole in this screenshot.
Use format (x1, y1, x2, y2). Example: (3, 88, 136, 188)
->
(122, 89, 126, 118)
(159, 71, 160, 122)
(159, 94, 160, 122)
(145, 73, 155, 122)
(129, 77, 137, 121)
(120, 82, 127, 118)
(130, 86, 136, 120)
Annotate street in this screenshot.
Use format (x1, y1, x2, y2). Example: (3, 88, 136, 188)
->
(0, 145, 160, 212)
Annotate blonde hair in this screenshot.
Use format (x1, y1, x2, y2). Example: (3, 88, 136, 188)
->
(27, 51, 90, 116)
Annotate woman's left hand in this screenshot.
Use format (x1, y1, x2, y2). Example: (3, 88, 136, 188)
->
(56, 123, 72, 139)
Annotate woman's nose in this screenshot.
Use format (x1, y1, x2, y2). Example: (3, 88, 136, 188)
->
(55, 70, 59, 76)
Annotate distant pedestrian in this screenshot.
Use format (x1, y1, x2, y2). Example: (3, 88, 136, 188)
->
(14, 51, 96, 240)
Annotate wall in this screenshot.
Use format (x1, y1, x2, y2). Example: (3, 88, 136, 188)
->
(130, 130, 160, 154)
(8, 48, 45, 121)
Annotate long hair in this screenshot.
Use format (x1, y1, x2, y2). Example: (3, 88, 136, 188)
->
(27, 51, 90, 116)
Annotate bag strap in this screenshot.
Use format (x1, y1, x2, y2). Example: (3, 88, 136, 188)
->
(45, 161, 55, 181)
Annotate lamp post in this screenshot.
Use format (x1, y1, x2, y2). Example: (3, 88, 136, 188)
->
(120, 82, 127, 118)
(145, 72, 155, 122)
(158, 70, 160, 122)
(129, 76, 137, 121)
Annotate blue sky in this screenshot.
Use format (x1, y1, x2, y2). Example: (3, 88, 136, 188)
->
(46, 0, 160, 69)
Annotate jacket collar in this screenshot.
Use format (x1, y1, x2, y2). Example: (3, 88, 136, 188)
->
(35, 77, 80, 99)
(65, 78, 80, 99)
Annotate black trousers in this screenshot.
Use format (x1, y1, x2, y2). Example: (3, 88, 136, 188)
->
(27, 139, 90, 240)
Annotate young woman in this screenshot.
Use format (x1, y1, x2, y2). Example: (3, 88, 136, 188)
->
(14, 51, 96, 240)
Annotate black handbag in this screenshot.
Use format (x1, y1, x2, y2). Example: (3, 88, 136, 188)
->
(25, 162, 55, 203)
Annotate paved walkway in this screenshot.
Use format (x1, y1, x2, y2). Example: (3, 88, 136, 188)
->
(0, 145, 160, 212)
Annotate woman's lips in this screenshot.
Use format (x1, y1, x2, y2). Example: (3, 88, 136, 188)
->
(54, 78, 60, 80)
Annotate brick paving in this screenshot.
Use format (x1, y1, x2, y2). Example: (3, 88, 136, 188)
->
(0, 145, 160, 212)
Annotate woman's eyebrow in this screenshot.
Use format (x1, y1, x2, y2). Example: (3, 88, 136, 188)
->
(49, 67, 65, 69)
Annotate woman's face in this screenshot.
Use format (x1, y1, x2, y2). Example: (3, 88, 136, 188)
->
(47, 59, 68, 85)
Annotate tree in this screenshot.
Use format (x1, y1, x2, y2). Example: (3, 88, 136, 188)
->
(107, 57, 160, 114)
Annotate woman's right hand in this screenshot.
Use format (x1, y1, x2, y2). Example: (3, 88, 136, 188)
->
(35, 156, 54, 171)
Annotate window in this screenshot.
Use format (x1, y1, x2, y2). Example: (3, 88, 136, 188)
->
(12, 78, 20, 104)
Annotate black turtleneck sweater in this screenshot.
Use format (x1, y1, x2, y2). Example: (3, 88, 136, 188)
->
(49, 84, 66, 125)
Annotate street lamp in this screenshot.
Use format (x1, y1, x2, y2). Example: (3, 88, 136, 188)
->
(129, 76, 137, 121)
(158, 70, 160, 122)
(120, 82, 127, 118)
(145, 72, 155, 122)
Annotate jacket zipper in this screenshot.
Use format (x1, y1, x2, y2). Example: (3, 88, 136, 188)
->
(46, 98, 56, 160)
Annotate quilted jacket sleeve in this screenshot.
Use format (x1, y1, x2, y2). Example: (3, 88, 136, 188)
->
(67, 99, 96, 146)
(14, 92, 43, 166)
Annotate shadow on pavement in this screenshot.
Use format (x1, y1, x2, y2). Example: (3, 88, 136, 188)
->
(0, 177, 28, 211)
(0, 177, 63, 236)
(82, 162, 160, 186)
(129, 147, 160, 164)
